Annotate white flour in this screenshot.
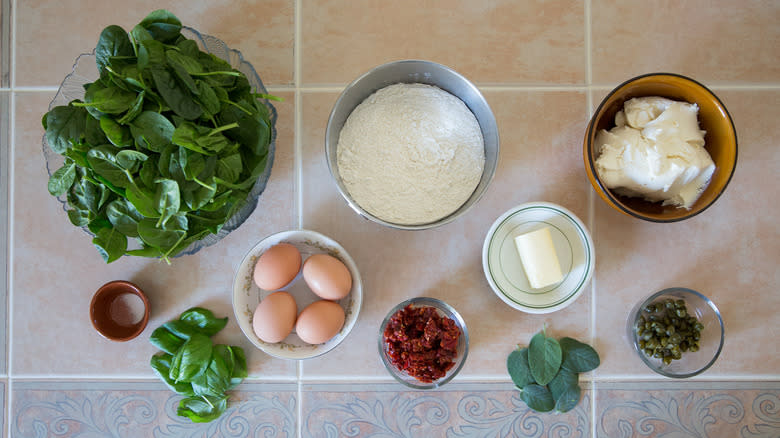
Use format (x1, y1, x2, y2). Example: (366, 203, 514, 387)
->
(336, 83, 485, 225)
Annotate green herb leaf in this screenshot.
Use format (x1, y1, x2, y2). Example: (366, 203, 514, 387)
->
(140, 9, 182, 43)
(153, 178, 180, 227)
(548, 367, 579, 401)
(169, 333, 212, 383)
(95, 25, 133, 75)
(48, 162, 77, 196)
(519, 384, 554, 413)
(149, 326, 186, 355)
(177, 395, 227, 423)
(92, 227, 127, 263)
(528, 331, 562, 386)
(150, 353, 195, 397)
(99, 117, 132, 147)
(44, 104, 87, 154)
(554, 384, 581, 413)
(560, 337, 600, 373)
(507, 348, 534, 388)
(191, 353, 230, 397)
(130, 111, 175, 152)
(179, 307, 228, 337)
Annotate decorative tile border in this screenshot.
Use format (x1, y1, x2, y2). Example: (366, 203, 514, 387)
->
(302, 383, 592, 438)
(596, 381, 780, 438)
(12, 381, 297, 438)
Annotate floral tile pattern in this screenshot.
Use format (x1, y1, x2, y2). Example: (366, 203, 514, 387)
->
(12, 382, 297, 438)
(302, 383, 591, 438)
(596, 381, 780, 438)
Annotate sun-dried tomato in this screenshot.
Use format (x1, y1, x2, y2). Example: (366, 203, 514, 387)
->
(383, 304, 461, 383)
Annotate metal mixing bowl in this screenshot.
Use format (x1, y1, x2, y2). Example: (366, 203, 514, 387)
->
(325, 60, 499, 230)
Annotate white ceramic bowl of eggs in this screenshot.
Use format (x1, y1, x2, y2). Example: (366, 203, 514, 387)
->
(232, 229, 362, 359)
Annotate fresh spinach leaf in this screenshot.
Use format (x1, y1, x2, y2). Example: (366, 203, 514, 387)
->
(154, 178, 180, 227)
(48, 162, 77, 196)
(116, 149, 149, 170)
(126, 183, 160, 217)
(95, 25, 133, 75)
(77, 85, 138, 114)
(106, 198, 144, 237)
(151, 66, 202, 120)
(139, 9, 182, 42)
(99, 116, 133, 147)
(92, 227, 127, 263)
(44, 104, 87, 154)
(528, 330, 562, 386)
(117, 90, 146, 124)
(137, 218, 185, 250)
(130, 111, 175, 152)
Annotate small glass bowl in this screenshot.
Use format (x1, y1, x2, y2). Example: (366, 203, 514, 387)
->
(627, 287, 724, 378)
(378, 297, 469, 389)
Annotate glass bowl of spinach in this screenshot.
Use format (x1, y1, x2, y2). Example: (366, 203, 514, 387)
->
(42, 10, 277, 263)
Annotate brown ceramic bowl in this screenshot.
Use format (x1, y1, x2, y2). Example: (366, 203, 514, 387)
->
(90, 280, 150, 341)
(584, 73, 737, 222)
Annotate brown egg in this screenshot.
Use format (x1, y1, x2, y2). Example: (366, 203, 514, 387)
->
(253, 243, 301, 290)
(252, 291, 297, 343)
(295, 300, 346, 345)
(302, 254, 352, 300)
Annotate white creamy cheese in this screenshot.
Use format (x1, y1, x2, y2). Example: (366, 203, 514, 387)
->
(594, 97, 715, 209)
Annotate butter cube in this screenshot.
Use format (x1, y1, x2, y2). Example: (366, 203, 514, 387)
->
(514, 227, 564, 289)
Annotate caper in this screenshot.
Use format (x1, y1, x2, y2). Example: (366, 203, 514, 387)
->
(675, 308, 687, 318)
(690, 343, 700, 353)
(676, 299, 685, 308)
(694, 322, 704, 331)
(638, 339, 646, 349)
(665, 299, 675, 309)
(654, 351, 663, 359)
(663, 356, 673, 365)
(670, 333, 682, 345)
(638, 298, 704, 363)
(666, 325, 675, 335)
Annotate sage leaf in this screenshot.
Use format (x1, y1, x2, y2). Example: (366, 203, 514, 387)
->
(528, 331, 562, 386)
(560, 337, 600, 373)
(519, 384, 554, 413)
(554, 384, 581, 413)
(548, 367, 579, 401)
(507, 348, 534, 389)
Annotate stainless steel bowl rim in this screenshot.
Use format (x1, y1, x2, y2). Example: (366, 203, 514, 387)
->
(325, 59, 499, 230)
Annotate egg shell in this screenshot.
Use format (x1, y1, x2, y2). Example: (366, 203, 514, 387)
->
(295, 300, 346, 345)
(302, 254, 353, 300)
(252, 291, 298, 343)
(253, 243, 301, 290)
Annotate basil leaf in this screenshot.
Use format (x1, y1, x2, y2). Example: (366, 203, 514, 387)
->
(150, 353, 195, 397)
(149, 326, 186, 355)
(179, 308, 228, 337)
(177, 395, 227, 423)
(162, 319, 200, 340)
(560, 337, 601, 373)
(48, 162, 77, 196)
(528, 331, 562, 386)
(519, 384, 554, 413)
(548, 367, 579, 401)
(191, 353, 230, 397)
(507, 348, 534, 389)
(554, 384, 581, 414)
(170, 333, 212, 383)
(92, 227, 127, 263)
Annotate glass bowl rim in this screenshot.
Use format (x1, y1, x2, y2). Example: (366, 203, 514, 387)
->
(629, 287, 725, 378)
(378, 296, 469, 389)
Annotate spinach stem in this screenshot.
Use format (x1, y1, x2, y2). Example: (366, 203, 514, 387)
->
(220, 100, 252, 115)
(208, 122, 239, 137)
(193, 177, 214, 190)
(191, 71, 241, 77)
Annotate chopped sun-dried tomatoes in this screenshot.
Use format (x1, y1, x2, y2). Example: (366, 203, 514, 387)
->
(383, 304, 461, 383)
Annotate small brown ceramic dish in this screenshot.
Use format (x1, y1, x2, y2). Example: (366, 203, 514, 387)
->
(584, 73, 737, 222)
(90, 280, 150, 341)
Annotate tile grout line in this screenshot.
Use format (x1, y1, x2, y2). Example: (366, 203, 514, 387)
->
(584, 0, 598, 434)
(294, 1, 303, 437)
(6, 0, 14, 433)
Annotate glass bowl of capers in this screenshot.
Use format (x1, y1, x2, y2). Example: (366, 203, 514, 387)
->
(628, 287, 724, 378)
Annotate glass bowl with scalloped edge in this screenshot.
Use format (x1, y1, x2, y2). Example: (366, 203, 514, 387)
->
(42, 26, 276, 257)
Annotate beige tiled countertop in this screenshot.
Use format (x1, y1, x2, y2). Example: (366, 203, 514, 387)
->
(2, 1, 780, 437)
